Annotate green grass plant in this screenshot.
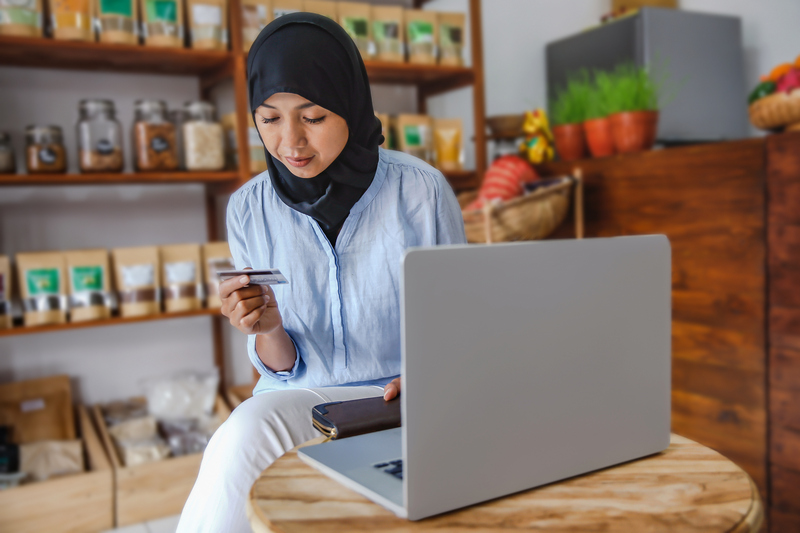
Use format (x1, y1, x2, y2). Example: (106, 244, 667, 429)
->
(550, 70, 592, 126)
(597, 63, 659, 115)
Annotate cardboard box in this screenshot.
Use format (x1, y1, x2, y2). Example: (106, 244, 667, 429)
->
(0, 401, 114, 533)
(93, 395, 231, 527)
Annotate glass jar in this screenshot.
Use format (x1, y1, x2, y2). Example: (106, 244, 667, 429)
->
(182, 101, 224, 171)
(25, 126, 67, 174)
(0, 132, 15, 174)
(133, 100, 179, 172)
(78, 99, 124, 173)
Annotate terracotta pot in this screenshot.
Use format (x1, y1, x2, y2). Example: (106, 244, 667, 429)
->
(583, 117, 615, 158)
(552, 123, 587, 162)
(609, 110, 659, 153)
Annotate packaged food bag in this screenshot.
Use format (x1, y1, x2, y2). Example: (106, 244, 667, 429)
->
(94, 0, 137, 44)
(187, 0, 227, 49)
(241, 0, 269, 52)
(433, 117, 463, 170)
(372, 5, 402, 62)
(50, 0, 92, 40)
(338, 2, 371, 59)
(64, 249, 112, 322)
(112, 246, 161, 317)
(0, 0, 42, 37)
(141, 0, 182, 47)
(437, 11, 464, 66)
(161, 243, 203, 312)
(16, 251, 68, 327)
(405, 9, 436, 65)
(396, 114, 433, 164)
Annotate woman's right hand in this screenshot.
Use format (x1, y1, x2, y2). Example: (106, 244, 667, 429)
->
(219, 272, 283, 336)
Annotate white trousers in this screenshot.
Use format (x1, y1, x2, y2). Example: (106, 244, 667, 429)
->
(176, 385, 384, 533)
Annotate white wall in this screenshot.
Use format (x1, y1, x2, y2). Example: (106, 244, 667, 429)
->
(2, 0, 798, 403)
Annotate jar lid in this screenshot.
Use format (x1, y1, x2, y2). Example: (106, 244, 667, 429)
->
(25, 125, 63, 136)
(80, 99, 115, 112)
(134, 99, 168, 113)
(183, 101, 216, 114)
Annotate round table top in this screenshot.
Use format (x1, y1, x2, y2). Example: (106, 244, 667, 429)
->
(247, 433, 763, 533)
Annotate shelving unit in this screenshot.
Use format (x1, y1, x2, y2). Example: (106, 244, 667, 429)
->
(0, 0, 487, 389)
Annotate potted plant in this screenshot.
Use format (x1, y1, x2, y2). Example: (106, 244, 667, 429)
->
(606, 64, 660, 153)
(550, 73, 590, 162)
(583, 69, 616, 158)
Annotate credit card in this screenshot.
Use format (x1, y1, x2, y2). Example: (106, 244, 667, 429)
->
(217, 269, 289, 286)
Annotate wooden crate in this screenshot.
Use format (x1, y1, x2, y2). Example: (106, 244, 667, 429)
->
(93, 395, 231, 527)
(0, 405, 114, 533)
(224, 383, 254, 409)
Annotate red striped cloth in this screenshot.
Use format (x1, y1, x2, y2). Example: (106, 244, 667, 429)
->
(465, 155, 538, 211)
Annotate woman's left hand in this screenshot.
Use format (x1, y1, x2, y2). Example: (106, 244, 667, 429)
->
(383, 377, 401, 401)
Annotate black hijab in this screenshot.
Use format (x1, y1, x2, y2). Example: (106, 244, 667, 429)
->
(247, 13, 384, 244)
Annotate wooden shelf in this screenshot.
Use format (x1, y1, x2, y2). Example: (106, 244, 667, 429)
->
(0, 35, 233, 76)
(0, 171, 241, 186)
(0, 308, 221, 338)
(364, 60, 474, 95)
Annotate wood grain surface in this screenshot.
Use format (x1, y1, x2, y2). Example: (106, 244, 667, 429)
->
(248, 434, 762, 533)
(766, 131, 800, 529)
(537, 139, 769, 499)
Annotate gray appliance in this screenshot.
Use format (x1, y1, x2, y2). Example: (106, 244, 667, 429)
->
(546, 7, 748, 143)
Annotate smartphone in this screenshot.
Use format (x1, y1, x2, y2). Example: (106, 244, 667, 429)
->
(216, 269, 289, 286)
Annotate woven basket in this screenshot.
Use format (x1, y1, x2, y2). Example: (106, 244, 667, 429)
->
(459, 174, 584, 243)
(749, 89, 800, 130)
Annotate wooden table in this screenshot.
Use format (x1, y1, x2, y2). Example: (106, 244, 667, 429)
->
(248, 434, 763, 532)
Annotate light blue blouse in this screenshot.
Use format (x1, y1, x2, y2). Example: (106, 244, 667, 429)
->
(226, 148, 467, 394)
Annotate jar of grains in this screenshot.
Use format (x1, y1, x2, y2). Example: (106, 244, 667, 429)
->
(168, 108, 188, 169)
(182, 101, 225, 171)
(0, 132, 15, 174)
(78, 99, 124, 172)
(26, 125, 67, 173)
(133, 100, 179, 171)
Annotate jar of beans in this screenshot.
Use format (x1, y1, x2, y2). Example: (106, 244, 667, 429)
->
(133, 100, 179, 171)
(26, 126, 67, 174)
(0, 132, 15, 174)
(183, 101, 225, 171)
(78, 99, 124, 173)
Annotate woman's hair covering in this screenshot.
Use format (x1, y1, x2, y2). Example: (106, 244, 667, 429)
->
(247, 12, 384, 241)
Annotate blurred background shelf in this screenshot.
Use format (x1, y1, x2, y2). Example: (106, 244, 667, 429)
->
(0, 171, 241, 186)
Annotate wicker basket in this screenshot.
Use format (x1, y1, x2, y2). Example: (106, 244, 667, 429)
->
(749, 89, 800, 130)
(459, 173, 584, 243)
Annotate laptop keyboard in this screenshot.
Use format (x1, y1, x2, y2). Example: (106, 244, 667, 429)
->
(373, 459, 403, 480)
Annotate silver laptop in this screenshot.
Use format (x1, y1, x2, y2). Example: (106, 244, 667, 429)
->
(299, 235, 672, 520)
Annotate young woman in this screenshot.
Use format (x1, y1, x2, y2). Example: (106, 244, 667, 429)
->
(177, 12, 466, 532)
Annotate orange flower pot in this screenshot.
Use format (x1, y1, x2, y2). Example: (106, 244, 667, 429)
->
(609, 111, 659, 153)
(552, 123, 587, 162)
(583, 117, 615, 158)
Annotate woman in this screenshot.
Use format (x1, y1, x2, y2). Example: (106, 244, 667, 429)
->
(177, 12, 466, 532)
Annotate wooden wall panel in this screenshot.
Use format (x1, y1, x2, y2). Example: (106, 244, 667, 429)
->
(767, 132, 800, 530)
(539, 138, 768, 501)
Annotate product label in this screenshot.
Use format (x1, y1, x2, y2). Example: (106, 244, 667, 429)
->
(96, 139, 114, 155)
(98, 0, 131, 17)
(20, 398, 46, 412)
(373, 20, 398, 42)
(121, 263, 154, 288)
(146, 0, 177, 23)
(26, 268, 60, 296)
(38, 147, 56, 165)
(192, 4, 220, 26)
(408, 20, 433, 44)
(272, 8, 298, 19)
(441, 24, 462, 46)
(404, 124, 428, 147)
(343, 16, 367, 38)
(70, 265, 104, 292)
(151, 136, 170, 153)
(165, 261, 196, 284)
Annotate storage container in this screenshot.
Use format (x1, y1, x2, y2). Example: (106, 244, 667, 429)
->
(182, 101, 224, 171)
(25, 125, 66, 174)
(78, 99, 124, 172)
(133, 100, 179, 171)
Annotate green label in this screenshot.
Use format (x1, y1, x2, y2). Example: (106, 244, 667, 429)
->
(71, 265, 103, 292)
(0, 6, 37, 26)
(26, 268, 60, 296)
(408, 20, 433, 44)
(404, 125, 422, 147)
(99, 0, 132, 17)
(343, 16, 367, 38)
(146, 0, 176, 23)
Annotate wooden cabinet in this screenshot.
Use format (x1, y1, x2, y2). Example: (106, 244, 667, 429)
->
(539, 131, 800, 533)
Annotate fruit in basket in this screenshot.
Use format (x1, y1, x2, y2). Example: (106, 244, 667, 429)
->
(766, 63, 794, 83)
(776, 68, 800, 93)
(464, 155, 538, 211)
(748, 81, 776, 104)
